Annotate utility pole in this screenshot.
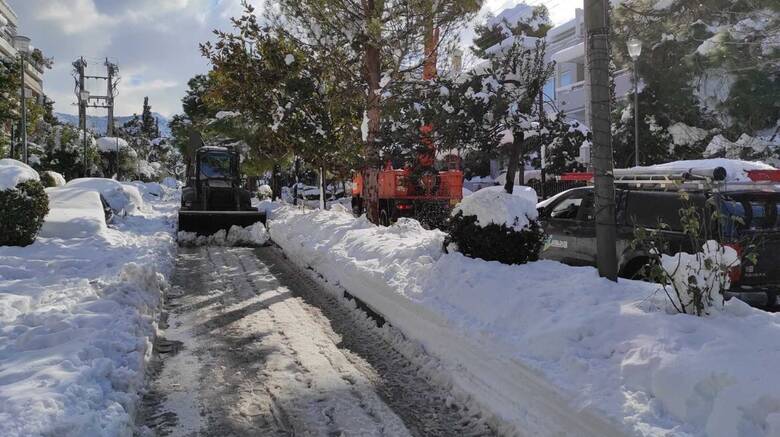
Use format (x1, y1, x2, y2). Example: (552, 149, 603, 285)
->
(20, 54, 27, 164)
(538, 89, 546, 199)
(74, 57, 87, 132)
(105, 58, 118, 136)
(584, 0, 618, 281)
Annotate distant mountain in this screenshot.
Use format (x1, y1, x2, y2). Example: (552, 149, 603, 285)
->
(55, 112, 171, 137)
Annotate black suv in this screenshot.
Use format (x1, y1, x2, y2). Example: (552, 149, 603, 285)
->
(537, 186, 780, 310)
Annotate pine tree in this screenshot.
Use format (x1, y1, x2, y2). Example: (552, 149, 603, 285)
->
(141, 97, 156, 138)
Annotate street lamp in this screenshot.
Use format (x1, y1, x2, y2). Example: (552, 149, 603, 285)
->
(14, 36, 31, 165)
(627, 37, 642, 167)
(80, 90, 91, 177)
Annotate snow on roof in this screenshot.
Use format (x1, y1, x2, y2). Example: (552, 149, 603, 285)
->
(0, 158, 39, 190)
(453, 185, 538, 231)
(96, 137, 129, 153)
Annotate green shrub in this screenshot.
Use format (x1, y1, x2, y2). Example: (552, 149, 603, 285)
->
(40, 172, 56, 188)
(445, 211, 545, 265)
(0, 180, 49, 246)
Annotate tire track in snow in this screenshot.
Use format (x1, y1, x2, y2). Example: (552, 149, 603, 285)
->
(137, 246, 411, 436)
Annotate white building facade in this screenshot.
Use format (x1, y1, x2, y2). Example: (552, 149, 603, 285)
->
(0, 0, 46, 103)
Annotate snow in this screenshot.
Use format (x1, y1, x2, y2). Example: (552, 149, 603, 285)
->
(360, 110, 369, 142)
(284, 54, 295, 65)
(269, 207, 780, 437)
(667, 122, 709, 146)
(660, 240, 739, 314)
(125, 181, 163, 200)
(41, 171, 66, 187)
(161, 177, 180, 189)
(0, 159, 39, 190)
(95, 137, 128, 153)
(452, 185, 538, 231)
(635, 158, 777, 182)
(39, 188, 108, 239)
(65, 178, 145, 215)
(177, 222, 269, 247)
(215, 110, 239, 120)
(0, 184, 178, 437)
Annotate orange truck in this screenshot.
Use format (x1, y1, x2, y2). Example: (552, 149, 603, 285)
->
(352, 162, 462, 226)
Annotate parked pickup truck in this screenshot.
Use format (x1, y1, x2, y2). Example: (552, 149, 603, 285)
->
(537, 183, 780, 310)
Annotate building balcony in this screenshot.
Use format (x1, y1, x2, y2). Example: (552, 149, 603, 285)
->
(555, 80, 588, 123)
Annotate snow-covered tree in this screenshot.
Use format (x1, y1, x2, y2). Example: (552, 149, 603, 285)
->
(611, 0, 779, 165)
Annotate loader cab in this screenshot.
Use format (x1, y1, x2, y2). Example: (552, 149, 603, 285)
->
(195, 147, 240, 188)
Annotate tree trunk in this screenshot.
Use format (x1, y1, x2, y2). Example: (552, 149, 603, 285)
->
(503, 131, 525, 194)
(362, 0, 382, 164)
(271, 164, 281, 201)
(319, 166, 326, 210)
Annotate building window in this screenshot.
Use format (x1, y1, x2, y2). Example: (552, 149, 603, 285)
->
(544, 79, 555, 102)
(559, 70, 573, 87)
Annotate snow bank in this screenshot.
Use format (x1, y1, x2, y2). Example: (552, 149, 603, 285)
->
(125, 181, 163, 200)
(452, 185, 538, 231)
(0, 184, 178, 437)
(177, 222, 269, 247)
(65, 178, 145, 215)
(0, 158, 39, 190)
(635, 158, 776, 182)
(39, 188, 108, 239)
(96, 137, 128, 153)
(269, 207, 780, 437)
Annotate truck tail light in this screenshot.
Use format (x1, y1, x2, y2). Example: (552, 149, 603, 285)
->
(396, 203, 413, 211)
(723, 242, 742, 284)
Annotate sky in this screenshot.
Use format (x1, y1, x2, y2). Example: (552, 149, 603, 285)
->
(9, 0, 582, 118)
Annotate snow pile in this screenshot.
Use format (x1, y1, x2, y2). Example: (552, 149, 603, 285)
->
(65, 178, 145, 215)
(177, 222, 269, 247)
(0, 158, 39, 190)
(269, 207, 780, 437)
(39, 187, 108, 239)
(0, 184, 178, 437)
(452, 185, 538, 231)
(125, 181, 164, 200)
(95, 137, 128, 153)
(634, 158, 777, 182)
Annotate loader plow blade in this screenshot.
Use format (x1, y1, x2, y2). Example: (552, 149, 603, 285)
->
(177, 210, 266, 236)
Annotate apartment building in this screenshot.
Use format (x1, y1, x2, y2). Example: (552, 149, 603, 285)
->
(480, 5, 634, 127)
(545, 8, 633, 126)
(0, 0, 46, 104)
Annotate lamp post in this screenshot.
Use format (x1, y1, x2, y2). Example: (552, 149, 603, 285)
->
(80, 90, 91, 177)
(14, 36, 30, 165)
(627, 37, 642, 167)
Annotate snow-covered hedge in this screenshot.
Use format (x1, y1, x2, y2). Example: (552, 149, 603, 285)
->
(446, 186, 544, 264)
(40, 170, 66, 188)
(0, 160, 49, 247)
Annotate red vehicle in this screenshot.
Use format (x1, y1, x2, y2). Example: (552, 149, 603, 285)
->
(352, 162, 462, 226)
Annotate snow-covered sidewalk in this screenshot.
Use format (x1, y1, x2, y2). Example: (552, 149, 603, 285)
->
(268, 206, 780, 437)
(0, 185, 178, 437)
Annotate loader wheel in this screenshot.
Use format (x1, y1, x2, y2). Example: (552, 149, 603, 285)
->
(379, 209, 390, 227)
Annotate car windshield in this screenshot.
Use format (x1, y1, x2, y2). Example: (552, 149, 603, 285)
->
(719, 192, 780, 236)
(200, 152, 232, 178)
